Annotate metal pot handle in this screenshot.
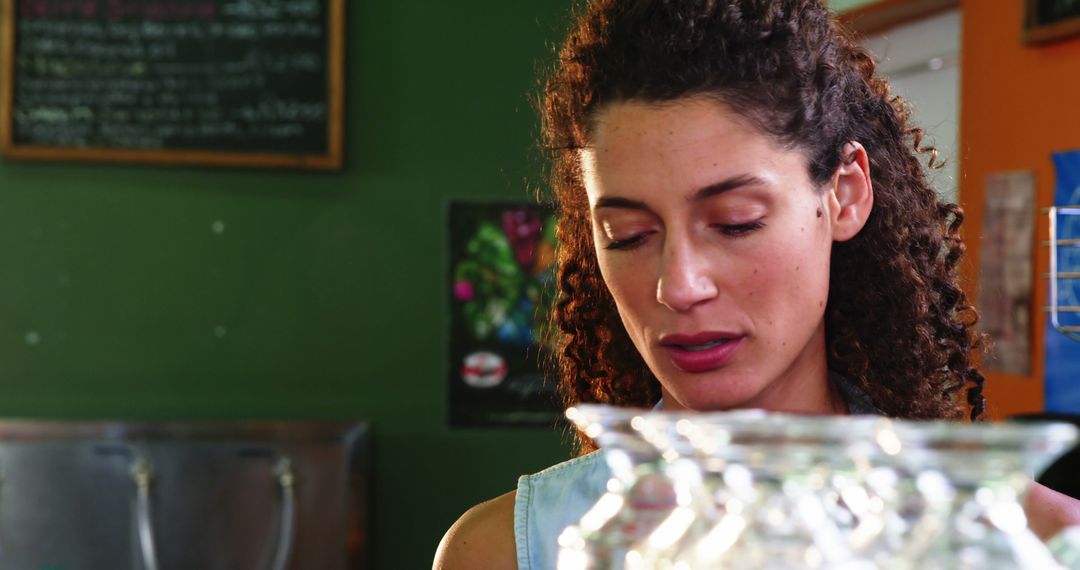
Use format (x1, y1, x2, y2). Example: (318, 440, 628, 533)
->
(131, 455, 297, 570)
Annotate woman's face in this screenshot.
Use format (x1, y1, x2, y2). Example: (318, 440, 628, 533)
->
(580, 96, 841, 412)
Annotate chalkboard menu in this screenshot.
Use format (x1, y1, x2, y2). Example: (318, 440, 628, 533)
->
(1, 0, 344, 169)
(1026, 0, 1080, 45)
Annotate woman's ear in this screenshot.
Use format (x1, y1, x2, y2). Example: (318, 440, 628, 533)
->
(827, 142, 874, 242)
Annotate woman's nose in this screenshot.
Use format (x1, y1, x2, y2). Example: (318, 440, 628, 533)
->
(655, 242, 719, 312)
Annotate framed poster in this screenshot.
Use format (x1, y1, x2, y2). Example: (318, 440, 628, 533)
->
(1025, 0, 1080, 44)
(447, 201, 560, 427)
(978, 172, 1035, 376)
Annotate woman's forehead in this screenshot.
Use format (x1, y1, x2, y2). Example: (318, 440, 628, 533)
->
(581, 97, 811, 200)
(586, 98, 791, 164)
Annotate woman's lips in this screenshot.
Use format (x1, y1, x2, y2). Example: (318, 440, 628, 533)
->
(660, 335, 745, 373)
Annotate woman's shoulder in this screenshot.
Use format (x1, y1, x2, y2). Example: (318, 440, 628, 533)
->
(434, 490, 518, 570)
(435, 452, 606, 570)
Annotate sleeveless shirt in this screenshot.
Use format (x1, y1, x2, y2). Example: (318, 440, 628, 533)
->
(513, 374, 882, 569)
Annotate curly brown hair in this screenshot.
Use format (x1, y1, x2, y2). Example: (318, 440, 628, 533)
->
(539, 0, 986, 453)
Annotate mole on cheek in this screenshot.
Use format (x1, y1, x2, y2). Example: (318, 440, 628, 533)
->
(816, 208, 823, 218)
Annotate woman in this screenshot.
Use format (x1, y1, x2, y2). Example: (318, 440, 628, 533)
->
(435, 1, 1080, 567)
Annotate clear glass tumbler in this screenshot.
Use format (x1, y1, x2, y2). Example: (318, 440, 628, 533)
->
(558, 404, 677, 570)
(888, 419, 1078, 569)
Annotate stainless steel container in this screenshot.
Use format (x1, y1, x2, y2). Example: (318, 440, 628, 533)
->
(0, 421, 370, 570)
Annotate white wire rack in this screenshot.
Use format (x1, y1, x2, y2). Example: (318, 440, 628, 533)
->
(1044, 205, 1080, 342)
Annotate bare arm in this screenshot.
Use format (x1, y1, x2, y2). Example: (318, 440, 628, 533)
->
(434, 491, 518, 570)
(1026, 482, 1080, 540)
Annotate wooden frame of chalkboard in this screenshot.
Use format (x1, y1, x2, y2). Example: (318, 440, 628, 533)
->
(0, 0, 344, 170)
(1025, 0, 1080, 45)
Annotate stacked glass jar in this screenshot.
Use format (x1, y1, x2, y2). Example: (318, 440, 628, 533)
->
(557, 405, 1080, 570)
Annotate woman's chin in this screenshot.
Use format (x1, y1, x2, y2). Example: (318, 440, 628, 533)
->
(661, 379, 764, 412)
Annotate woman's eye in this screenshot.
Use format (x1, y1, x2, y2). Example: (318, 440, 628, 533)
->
(604, 233, 650, 250)
(716, 220, 765, 237)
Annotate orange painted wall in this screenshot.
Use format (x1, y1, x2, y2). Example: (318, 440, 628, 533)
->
(960, 3, 1080, 418)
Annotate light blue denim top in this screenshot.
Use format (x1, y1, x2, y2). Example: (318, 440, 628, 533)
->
(513, 373, 881, 570)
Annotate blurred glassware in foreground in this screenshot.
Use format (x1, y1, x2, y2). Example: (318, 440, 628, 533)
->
(558, 405, 1078, 570)
(1048, 526, 1080, 569)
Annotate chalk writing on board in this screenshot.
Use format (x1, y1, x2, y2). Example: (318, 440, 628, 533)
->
(9, 0, 334, 155)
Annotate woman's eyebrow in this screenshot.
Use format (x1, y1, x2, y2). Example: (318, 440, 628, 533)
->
(689, 174, 766, 202)
(594, 196, 648, 210)
(593, 174, 766, 211)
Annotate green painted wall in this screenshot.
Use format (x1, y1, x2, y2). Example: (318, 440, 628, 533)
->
(0, 2, 573, 568)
